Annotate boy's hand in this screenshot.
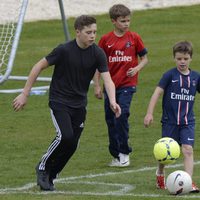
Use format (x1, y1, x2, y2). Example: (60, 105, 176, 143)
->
(13, 93, 28, 111)
(94, 84, 103, 99)
(144, 113, 153, 127)
(127, 67, 138, 77)
(110, 103, 121, 118)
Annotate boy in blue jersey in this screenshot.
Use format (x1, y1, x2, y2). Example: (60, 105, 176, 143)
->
(144, 41, 200, 192)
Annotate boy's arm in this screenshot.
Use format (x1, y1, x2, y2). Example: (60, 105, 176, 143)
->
(93, 70, 103, 99)
(144, 86, 163, 127)
(100, 71, 121, 117)
(13, 58, 49, 111)
(127, 54, 148, 77)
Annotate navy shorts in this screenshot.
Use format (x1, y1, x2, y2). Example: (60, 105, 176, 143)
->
(162, 123, 195, 146)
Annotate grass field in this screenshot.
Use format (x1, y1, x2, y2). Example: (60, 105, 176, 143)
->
(1, 4, 200, 200)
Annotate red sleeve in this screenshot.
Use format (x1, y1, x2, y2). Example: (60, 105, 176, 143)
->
(131, 32, 147, 56)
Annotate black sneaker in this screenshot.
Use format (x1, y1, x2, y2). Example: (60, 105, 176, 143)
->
(49, 178, 55, 191)
(35, 164, 51, 191)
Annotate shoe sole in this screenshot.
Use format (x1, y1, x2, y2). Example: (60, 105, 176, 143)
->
(190, 190, 200, 193)
(109, 162, 130, 167)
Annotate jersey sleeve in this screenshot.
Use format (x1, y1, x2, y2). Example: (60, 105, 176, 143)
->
(45, 44, 63, 66)
(158, 70, 172, 89)
(96, 47, 108, 73)
(133, 32, 148, 57)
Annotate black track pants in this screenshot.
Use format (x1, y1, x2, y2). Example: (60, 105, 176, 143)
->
(38, 104, 86, 179)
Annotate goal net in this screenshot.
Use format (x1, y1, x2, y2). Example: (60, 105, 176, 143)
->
(0, 0, 71, 93)
(0, 0, 29, 85)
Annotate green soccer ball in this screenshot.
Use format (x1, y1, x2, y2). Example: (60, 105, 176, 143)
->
(153, 137, 180, 165)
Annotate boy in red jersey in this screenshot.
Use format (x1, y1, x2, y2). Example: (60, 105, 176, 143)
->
(94, 4, 148, 167)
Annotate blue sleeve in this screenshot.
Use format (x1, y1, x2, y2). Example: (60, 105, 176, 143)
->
(138, 48, 148, 57)
(158, 71, 172, 90)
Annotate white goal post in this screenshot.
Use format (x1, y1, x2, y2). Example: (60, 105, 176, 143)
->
(0, 0, 28, 85)
(0, 0, 70, 93)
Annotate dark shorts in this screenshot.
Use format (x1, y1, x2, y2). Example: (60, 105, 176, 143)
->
(162, 123, 195, 146)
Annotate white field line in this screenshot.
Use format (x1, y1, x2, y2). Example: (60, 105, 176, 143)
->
(0, 161, 200, 198)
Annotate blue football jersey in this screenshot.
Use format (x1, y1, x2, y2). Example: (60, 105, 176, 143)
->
(158, 68, 200, 125)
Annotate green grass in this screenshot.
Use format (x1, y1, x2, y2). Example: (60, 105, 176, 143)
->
(1, 4, 200, 200)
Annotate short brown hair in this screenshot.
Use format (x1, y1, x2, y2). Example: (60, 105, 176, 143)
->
(173, 41, 193, 58)
(109, 4, 131, 20)
(74, 15, 96, 30)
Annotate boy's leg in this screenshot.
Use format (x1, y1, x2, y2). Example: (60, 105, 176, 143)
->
(48, 107, 86, 185)
(36, 106, 86, 190)
(182, 144, 193, 177)
(104, 87, 134, 167)
(104, 92, 119, 158)
(180, 125, 199, 193)
(116, 87, 135, 155)
(36, 108, 75, 191)
(156, 163, 166, 189)
(156, 123, 179, 189)
(180, 125, 195, 176)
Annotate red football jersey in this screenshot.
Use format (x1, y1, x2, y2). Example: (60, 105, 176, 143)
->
(98, 31, 146, 88)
